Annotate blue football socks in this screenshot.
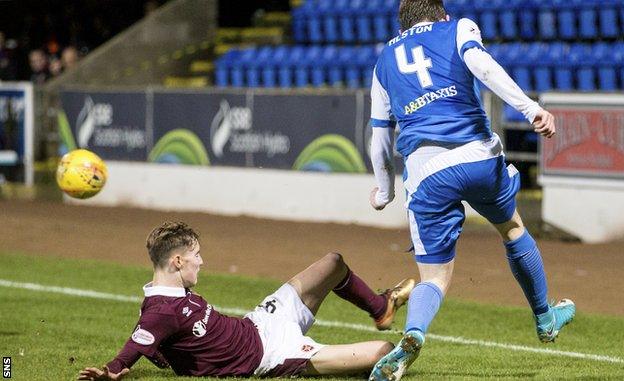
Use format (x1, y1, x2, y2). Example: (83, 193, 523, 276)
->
(405, 282, 443, 334)
(505, 229, 549, 315)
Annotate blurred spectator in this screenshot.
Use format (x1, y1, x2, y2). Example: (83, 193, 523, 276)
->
(49, 56, 63, 77)
(61, 45, 80, 71)
(0, 0, 169, 81)
(0, 31, 17, 81)
(29, 49, 49, 84)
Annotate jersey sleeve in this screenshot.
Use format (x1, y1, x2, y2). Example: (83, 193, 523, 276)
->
(456, 18, 486, 60)
(106, 306, 179, 373)
(464, 48, 542, 122)
(370, 64, 396, 128)
(370, 127, 395, 206)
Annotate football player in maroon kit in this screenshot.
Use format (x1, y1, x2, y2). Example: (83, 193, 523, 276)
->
(78, 222, 415, 380)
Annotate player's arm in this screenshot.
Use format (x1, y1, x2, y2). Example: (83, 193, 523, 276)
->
(369, 64, 396, 210)
(457, 18, 555, 138)
(78, 310, 177, 380)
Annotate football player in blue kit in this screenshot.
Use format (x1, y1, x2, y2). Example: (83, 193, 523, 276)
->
(367, 1, 575, 380)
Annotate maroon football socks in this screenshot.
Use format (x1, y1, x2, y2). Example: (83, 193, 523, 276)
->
(333, 269, 388, 319)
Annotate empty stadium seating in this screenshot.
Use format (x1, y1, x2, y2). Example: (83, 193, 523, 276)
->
(291, 0, 624, 44)
(216, 42, 624, 91)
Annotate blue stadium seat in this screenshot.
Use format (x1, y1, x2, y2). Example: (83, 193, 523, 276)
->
(614, 43, 624, 90)
(621, 5, 624, 41)
(553, 0, 578, 40)
(369, 0, 389, 42)
(528, 43, 552, 92)
(320, 0, 339, 43)
(499, 0, 522, 39)
(539, 2, 558, 40)
(291, 6, 307, 43)
(519, 1, 538, 40)
(232, 48, 257, 87)
(307, 15, 323, 43)
(579, 1, 598, 39)
(296, 46, 323, 87)
(278, 46, 305, 88)
(337, 0, 356, 42)
(512, 69, 532, 92)
(352, 0, 373, 43)
(312, 45, 338, 86)
(245, 47, 269, 88)
(476, 0, 501, 41)
(599, 2, 619, 38)
(508, 44, 533, 91)
(445, 0, 467, 18)
(593, 43, 617, 91)
(549, 43, 574, 90)
(328, 46, 356, 86)
(345, 46, 375, 88)
(573, 44, 596, 91)
(254, 47, 275, 87)
(215, 49, 240, 87)
(486, 43, 502, 62)
(263, 46, 289, 88)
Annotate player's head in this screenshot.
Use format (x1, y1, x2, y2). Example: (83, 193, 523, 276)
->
(146, 221, 203, 287)
(399, 0, 447, 31)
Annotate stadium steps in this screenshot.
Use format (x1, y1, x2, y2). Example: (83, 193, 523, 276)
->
(190, 60, 214, 74)
(216, 27, 285, 45)
(163, 76, 210, 87)
(253, 11, 292, 28)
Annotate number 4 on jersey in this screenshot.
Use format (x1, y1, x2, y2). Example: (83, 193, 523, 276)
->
(395, 44, 433, 89)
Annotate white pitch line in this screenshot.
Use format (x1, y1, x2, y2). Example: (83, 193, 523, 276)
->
(1, 279, 622, 365)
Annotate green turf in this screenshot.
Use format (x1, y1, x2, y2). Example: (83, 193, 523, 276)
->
(0, 252, 623, 381)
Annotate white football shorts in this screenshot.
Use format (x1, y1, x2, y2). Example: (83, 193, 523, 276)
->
(246, 283, 325, 376)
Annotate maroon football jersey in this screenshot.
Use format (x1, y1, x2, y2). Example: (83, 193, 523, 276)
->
(106, 284, 263, 377)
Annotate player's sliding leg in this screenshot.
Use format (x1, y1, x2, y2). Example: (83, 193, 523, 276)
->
(369, 261, 453, 381)
(494, 210, 575, 342)
(287, 252, 415, 329)
(303, 341, 394, 376)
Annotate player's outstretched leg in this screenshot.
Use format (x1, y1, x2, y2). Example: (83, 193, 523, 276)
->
(495, 210, 575, 342)
(288, 252, 415, 330)
(370, 261, 452, 381)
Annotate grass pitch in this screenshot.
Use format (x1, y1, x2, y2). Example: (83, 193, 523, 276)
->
(0, 252, 623, 380)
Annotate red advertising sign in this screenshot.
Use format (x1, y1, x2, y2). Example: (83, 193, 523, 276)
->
(541, 107, 624, 178)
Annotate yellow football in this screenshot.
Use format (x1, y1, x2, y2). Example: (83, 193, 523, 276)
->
(56, 149, 108, 199)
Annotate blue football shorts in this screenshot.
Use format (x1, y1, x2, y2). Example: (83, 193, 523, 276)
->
(404, 137, 520, 264)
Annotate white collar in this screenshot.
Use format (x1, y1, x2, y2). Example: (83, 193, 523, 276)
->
(412, 21, 434, 28)
(143, 282, 186, 297)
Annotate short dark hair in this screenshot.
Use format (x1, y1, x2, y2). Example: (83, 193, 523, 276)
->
(399, 0, 447, 31)
(146, 222, 199, 268)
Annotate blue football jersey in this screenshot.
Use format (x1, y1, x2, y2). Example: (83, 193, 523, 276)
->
(370, 18, 492, 156)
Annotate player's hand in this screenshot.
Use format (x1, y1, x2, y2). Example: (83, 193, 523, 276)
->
(370, 187, 391, 210)
(78, 365, 129, 380)
(532, 109, 556, 138)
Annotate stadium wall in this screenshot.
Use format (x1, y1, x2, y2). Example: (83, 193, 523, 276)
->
(68, 162, 413, 228)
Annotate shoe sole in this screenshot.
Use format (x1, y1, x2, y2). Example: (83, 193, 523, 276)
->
(369, 334, 423, 381)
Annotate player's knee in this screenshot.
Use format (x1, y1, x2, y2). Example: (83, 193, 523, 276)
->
(323, 252, 344, 267)
(494, 211, 526, 242)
